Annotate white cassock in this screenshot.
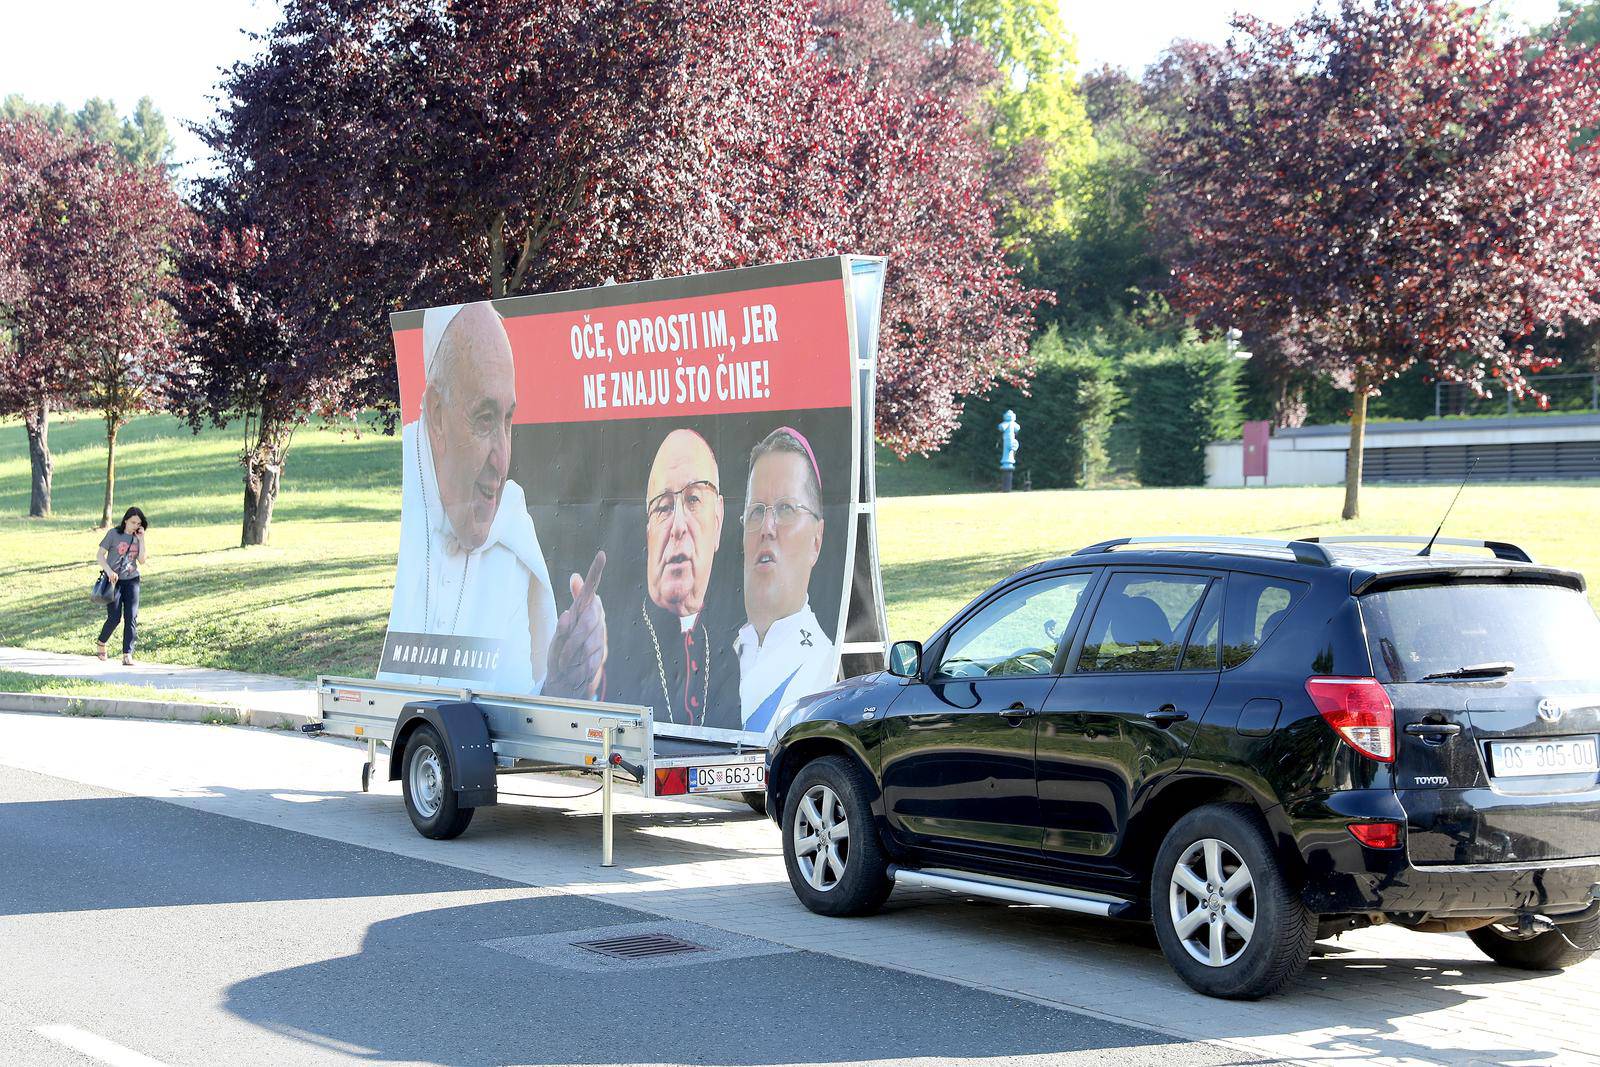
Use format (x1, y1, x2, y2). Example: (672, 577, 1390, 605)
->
(735, 600, 837, 734)
(381, 419, 558, 693)
(379, 301, 558, 695)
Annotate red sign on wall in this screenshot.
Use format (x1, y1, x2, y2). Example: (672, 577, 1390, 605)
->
(1243, 420, 1271, 480)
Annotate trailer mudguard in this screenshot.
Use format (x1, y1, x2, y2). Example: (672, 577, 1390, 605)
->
(387, 700, 498, 808)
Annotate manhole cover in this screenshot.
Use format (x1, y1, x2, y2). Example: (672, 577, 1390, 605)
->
(483, 920, 791, 972)
(572, 933, 707, 960)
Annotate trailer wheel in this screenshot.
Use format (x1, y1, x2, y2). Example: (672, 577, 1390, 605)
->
(741, 791, 767, 817)
(402, 724, 474, 840)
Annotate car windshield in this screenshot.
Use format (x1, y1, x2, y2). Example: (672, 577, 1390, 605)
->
(1361, 581, 1600, 683)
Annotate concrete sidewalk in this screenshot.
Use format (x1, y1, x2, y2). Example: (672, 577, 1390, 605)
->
(0, 646, 316, 719)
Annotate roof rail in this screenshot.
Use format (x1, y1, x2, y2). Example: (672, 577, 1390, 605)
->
(1297, 535, 1534, 563)
(1073, 536, 1333, 566)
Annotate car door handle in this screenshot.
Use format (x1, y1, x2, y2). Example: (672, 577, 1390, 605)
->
(1145, 705, 1189, 728)
(1404, 722, 1463, 738)
(998, 702, 1036, 722)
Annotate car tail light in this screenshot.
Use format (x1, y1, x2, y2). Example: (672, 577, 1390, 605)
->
(1348, 821, 1403, 849)
(1306, 676, 1395, 763)
(654, 767, 688, 796)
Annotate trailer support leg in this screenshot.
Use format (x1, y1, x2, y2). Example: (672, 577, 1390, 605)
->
(601, 722, 615, 868)
(600, 725, 615, 867)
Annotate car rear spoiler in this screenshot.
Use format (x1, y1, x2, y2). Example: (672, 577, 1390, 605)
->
(1351, 564, 1586, 597)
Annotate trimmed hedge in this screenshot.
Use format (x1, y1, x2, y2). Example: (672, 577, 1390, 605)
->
(1123, 341, 1243, 487)
(947, 327, 1121, 489)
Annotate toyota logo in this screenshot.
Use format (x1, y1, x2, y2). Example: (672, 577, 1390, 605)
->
(1537, 698, 1563, 724)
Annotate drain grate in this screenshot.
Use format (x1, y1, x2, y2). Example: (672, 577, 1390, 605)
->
(571, 933, 707, 960)
(484, 920, 791, 972)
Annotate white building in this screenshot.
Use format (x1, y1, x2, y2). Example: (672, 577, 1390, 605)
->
(1206, 414, 1600, 487)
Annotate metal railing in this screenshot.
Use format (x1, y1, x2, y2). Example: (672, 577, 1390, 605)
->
(1434, 372, 1600, 418)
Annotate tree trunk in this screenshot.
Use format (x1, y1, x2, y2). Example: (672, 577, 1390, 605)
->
(1270, 377, 1308, 430)
(241, 415, 292, 546)
(101, 418, 119, 528)
(489, 211, 507, 298)
(1341, 371, 1370, 521)
(241, 451, 283, 546)
(23, 399, 52, 518)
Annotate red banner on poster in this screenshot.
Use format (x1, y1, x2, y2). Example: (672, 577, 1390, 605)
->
(394, 278, 852, 426)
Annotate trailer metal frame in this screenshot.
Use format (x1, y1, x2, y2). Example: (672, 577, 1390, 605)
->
(313, 675, 766, 866)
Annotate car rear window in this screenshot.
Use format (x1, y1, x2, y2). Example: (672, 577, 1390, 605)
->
(1362, 582, 1600, 683)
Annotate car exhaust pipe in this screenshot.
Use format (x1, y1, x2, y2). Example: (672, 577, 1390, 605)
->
(1396, 916, 1500, 934)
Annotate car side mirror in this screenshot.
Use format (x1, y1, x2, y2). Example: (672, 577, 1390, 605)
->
(888, 640, 923, 679)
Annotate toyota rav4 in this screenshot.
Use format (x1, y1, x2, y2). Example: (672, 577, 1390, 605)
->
(765, 535, 1600, 999)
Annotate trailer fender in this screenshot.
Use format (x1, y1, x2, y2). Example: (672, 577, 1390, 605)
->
(388, 700, 498, 808)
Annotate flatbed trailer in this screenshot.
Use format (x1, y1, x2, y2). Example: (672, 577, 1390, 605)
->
(308, 676, 768, 865)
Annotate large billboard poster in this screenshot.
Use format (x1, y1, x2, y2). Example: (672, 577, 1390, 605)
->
(377, 257, 884, 743)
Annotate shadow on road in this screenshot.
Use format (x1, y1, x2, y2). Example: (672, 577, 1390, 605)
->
(222, 896, 1214, 1067)
(0, 789, 516, 916)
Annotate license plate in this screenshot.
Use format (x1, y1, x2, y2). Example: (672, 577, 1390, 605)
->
(1488, 736, 1599, 778)
(687, 763, 766, 793)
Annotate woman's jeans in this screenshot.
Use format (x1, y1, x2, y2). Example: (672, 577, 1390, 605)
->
(98, 576, 140, 655)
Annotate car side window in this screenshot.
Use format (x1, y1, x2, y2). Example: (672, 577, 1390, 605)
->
(1222, 574, 1308, 669)
(1180, 581, 1223, 671)
(935, 573, 1093, 680)
(1077, 573, 1212, 673)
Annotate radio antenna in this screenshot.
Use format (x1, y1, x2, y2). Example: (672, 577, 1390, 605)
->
(1419, 457, 1479, 557)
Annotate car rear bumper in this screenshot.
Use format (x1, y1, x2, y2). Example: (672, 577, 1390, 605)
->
(1285, 789, 1600, 917)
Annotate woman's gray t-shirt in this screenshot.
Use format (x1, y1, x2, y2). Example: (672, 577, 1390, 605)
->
(99, 530, 141, 579)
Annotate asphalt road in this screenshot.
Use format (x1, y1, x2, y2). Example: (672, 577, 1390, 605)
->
(0, 765, 1249, 1067)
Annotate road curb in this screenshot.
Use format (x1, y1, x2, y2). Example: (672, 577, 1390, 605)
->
(0, 691, 315, 731)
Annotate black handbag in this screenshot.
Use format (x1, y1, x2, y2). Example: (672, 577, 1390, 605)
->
(90, 571, 117, 607)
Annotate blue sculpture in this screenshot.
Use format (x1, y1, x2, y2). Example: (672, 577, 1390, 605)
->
(998, 409, 1020, 491)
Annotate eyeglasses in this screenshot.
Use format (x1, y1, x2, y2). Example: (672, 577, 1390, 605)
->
(648, 480, 718, 526)
(741, 500, 819, 531)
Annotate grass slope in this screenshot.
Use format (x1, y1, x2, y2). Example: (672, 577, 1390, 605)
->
(0, 668, 214, 705)
(3, 412, 1596, 678)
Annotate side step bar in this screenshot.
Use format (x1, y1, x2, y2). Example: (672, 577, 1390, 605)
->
(889, 866, 1136, 918)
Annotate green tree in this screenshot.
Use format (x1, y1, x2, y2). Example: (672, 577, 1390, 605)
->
(893, 0, 1094, 240)
(1, 94, 172, 168)
(1123, 340, 1243, 487)
(1552, 0, 1600, 46)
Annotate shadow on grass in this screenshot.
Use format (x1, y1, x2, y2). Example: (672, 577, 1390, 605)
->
(0, 552, 394, 678)
(881, 548, 1050, 616)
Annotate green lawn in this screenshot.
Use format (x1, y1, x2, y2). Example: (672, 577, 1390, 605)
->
(3, 412, 1597, 678)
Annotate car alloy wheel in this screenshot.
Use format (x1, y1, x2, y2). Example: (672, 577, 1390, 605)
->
(409, 743, 444, 819)
(793, 783, 850, 892)
(1170, 837, 1257, 967)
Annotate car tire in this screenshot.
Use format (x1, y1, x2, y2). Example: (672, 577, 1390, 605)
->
(402, 724, 474, 840)
(1151, 803, 1316, 999)
(1469, 914, 1600, 971)
(741, 791, 768, 817)
(781, 755, 891, 917)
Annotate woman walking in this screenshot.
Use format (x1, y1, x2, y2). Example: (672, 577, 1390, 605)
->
(96, 506, 148, 666)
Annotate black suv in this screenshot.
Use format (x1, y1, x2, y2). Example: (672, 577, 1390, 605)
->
(765, 535, 1600, 999)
